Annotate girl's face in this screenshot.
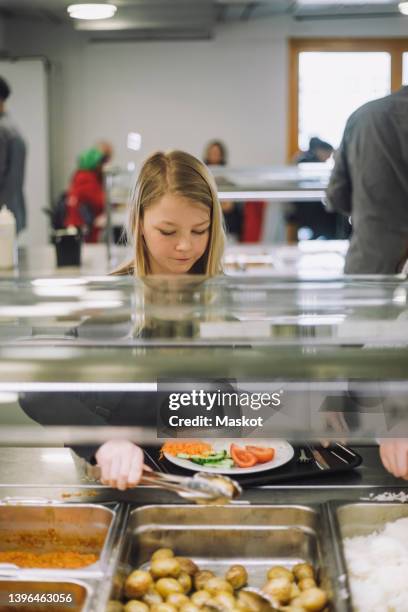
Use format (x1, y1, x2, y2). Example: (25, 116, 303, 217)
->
(141, 193, 211, 275)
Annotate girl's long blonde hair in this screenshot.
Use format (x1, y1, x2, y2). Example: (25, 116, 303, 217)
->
(115, 150, 225, 276)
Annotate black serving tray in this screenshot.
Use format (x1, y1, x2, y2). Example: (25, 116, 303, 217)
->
(145, 443, 362, 488)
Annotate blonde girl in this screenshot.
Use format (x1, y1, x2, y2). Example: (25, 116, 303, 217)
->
(96, 150, 226, 489)
(116, 149, 225, 277)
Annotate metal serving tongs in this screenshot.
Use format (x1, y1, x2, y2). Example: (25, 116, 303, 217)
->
(141, 470, 242, 504)
(87, 464, 242, 504)
(236, 588, 283, 612)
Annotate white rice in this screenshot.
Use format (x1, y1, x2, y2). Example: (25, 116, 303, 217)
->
(344, 517, 408, 612)
(361, 491, 408, 503)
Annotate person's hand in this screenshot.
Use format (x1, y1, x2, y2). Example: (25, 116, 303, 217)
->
(320, 411, 349, 447)
(95, 440, 146, 490)
(379, 439, 408, 479)
(94, 213, 107, 228)
(221, 201, 234, 214)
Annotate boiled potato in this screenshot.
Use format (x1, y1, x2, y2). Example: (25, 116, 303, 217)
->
(155, 578, 184, 599)
(298, 579, 316, 592)
(152, 549, 175, 561)
(125, 570, 153, 599)
(288, 598, 304, 607)
(211, 591, 236, 610)
(266, 567, 294, 583)
(150, 604, 178, 612)
(106, 602, 124, 612)
(151, 558, 181, 579)
(142, 587, 163, 606)
(293, 564, 314, 582)
(166, 593, 190, 609)
(225, 565, 248, 590)
(175, 557, 199, 576)
(179, 604, 201, 612)
(262, 578, 292, 605)
(236, 591, 267, 612)
(178, 571, 192, 594)
(194, 570, 215, 591)
(205, 577, 234, 595)
(191, 590, 212, 607)
(298, 588, 327, 612)
(124, 602, 149, 612)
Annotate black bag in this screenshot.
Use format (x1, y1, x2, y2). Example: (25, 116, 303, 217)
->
(45, 193, 95, 234)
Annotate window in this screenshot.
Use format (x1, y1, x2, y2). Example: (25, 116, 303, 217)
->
(298, 52, 390, 150)
(289, 39, 408, 159)
(403, 52, 408, 85)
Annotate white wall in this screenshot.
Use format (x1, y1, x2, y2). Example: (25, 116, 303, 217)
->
(81, 32, 287, 166)
(5, 13, 408, 242)
(0, 59, 49, 246)
(5, 17, 288, 186)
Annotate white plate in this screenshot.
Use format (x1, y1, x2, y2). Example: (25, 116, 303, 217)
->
(163, 439, 294, 475)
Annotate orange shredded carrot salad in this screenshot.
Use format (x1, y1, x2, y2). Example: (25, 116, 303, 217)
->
(161, 440, 213, 458)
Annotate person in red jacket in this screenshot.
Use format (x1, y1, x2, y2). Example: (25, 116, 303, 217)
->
(64, 147, 107, 243)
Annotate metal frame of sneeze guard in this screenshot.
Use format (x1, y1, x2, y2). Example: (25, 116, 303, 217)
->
(1, 275, 408, 445)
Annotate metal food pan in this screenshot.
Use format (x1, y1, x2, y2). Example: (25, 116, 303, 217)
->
(328, 502, 408, 612)
(107, 504, 337, 608)
(335, 502, 408, 539)
(0, 579, 91, 611)
(0, 502, 118, 577)
(132, 504, 321, 576)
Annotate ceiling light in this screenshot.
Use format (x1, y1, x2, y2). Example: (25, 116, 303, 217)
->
(399, 1, 408, 15)
(67, 3, 117, 20)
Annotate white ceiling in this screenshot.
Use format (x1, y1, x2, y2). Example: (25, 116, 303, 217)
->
(0, 1, 403, 32)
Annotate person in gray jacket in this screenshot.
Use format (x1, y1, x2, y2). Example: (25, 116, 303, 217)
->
(326, 87, 408, 274)
(0, 76, 26, 233)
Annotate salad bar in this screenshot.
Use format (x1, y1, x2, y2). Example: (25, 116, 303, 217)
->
(1, 274, 408, 611)
(1, 490, 408, 612)
(0, 446, 407, 611)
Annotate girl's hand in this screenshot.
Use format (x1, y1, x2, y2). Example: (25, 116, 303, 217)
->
(379, 439, 408, 479)
(95, 440, 146, 490)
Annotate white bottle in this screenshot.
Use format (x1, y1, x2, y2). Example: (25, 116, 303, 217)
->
(0, 205, 16, 269)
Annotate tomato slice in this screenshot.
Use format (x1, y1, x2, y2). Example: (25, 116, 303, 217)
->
(245, 445, 275, 463)
(230, 444, 257, 468)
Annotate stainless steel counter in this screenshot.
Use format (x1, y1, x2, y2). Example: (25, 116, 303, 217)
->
(0, 446, 406, 506)
(0, 446, 406, 612)
(0, 447, 86, 486)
